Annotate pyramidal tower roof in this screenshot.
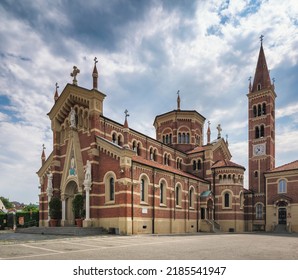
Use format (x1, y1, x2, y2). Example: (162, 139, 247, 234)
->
(251, 36, 272, 93)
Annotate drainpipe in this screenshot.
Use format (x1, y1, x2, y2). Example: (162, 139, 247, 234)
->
(131, 162, 134, 234)
(152, 168, 155, 234)
(212, 169, 216, 221)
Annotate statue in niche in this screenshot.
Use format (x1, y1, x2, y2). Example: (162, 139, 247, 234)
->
(84, 160, 92, 182)
(46, 171, 53, 195)
(70, 107, 76, 128)
(69, 156, 76, 176)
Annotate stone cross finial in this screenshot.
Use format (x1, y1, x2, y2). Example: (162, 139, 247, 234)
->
(70, 66, 80, 85)
(216, 124, 222, 139)
(124, 109, 130, 119)
(177, 90, 180, 110)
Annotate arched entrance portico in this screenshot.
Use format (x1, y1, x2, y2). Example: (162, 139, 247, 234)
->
(276, 200, 288, 225)
(62, 180, 78, 226)
(207, 199, 214, 220)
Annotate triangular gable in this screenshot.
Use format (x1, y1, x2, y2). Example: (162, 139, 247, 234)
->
(211, 138, 232, 162)
(61, 129, 84, 194)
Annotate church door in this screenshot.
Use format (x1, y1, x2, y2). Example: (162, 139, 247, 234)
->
(278, 208, 287, 225)
(65, 181, 78, 226)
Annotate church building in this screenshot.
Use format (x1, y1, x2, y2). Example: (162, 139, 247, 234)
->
(37, 39, 298, 234)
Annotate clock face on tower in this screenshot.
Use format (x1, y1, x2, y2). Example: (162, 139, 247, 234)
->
(253, 143, 266, 156)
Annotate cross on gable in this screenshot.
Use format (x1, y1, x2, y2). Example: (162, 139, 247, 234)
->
(70, 66, 80, 85)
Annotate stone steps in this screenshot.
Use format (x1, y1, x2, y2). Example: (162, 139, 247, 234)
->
(274, 224, 287, 233)
(15, 226, 107, 236)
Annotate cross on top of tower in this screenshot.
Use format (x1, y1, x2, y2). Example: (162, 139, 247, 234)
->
(94, 57, 98, 65)
(70, 66, 80, 86)
(260, 34, 264, 44)
(42, 144, 46, 150)
(177, 90, 181, 110)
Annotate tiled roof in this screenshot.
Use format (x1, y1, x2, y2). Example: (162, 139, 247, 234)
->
(267, 160, 298, 173)
(132, 156, 208, 183)
(187, 146, 208, 154)
(212, 159, 245, 170)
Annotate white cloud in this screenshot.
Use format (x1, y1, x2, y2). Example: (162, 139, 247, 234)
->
(0, 0, 297, 203)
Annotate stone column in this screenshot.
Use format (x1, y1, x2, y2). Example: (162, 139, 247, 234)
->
(62, 199, 66, 223)
(83, 180, 92, 227)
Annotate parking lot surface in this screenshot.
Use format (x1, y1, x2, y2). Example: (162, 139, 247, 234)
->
(0, 231, 297, 260)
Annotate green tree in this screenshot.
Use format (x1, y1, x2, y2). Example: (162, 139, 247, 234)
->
(23, 203, 39, 212)
(0, 196, 13, 208)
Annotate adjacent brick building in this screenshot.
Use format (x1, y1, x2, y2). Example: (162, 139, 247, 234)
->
(37, 40, 298, 234)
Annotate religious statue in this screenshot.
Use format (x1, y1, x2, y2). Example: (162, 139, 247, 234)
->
(70, 107, 76, 128)
(69, 156, 76, 176)
(84, 160, 92, 182)
(46, 171, 53, 196)
(216, 124, 222, 139)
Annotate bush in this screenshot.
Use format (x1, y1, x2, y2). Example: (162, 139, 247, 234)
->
(72, 194, 84, 219)
(49, 197, 62, 220)
(0, 213, 7, 229)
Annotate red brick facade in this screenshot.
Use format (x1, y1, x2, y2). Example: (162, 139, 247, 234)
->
(37, 42, 298, 234)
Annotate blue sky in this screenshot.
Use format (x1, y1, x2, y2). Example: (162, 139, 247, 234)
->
(0, 0, 297, 204)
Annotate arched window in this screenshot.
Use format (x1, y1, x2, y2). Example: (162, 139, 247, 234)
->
(150, 148, 153, 160)
(255, 126, 260, 139)
(137, 143, 141, 156)
(197, 160, 202, 170)
(164, 154, 167, 165)
(160, 183, 164, 204)
(260, 125, 265, 137)
(224, 192, 230, 208)
(256, 204, 263, 219)
(175, 185, 181, 206)
(257, 83, 261, 91)
(169, 134, 172, 144)
(189, 187, 195, 208)
(186, 133, 190, 144)
(254, 171, 258, 178)
(132, 141, 137, 152)
(178, 133, 181, 144)
(278, 179, 287, 193)
(253, 106, 257, 117)
(104, 172, 116, 204)
(182, 133, 185, 144)
(112, 133, 117, 143)
(262, 103, 266, 115)
(153, 149, 157, 161)
(109, 177, 115, 201)
(117, 135, 122, 146)
(193, 160, 196, 170)
(258, 104, 262, 116)
(140, 179, 145, 202)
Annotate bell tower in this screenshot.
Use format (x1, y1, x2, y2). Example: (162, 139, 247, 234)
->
(247, 36, 276, 209)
